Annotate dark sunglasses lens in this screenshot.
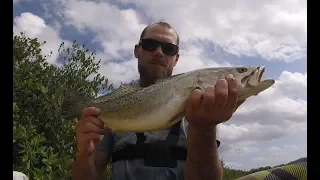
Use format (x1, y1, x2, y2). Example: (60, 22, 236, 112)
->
(141, 39, 178, 55)
(162, 44, 178, 55)
(141, 39, 159, 51)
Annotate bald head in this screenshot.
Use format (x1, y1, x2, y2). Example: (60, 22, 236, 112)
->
(140, 22, 180, 46)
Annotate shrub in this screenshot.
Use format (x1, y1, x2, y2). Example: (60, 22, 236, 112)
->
(13, 32, 113, 180)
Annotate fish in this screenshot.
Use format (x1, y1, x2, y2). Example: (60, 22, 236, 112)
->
(61, 66, 275, 132)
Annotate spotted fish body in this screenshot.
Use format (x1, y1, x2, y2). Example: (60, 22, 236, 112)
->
(235, 162, 307, 180)
(61, 66, 275, 132)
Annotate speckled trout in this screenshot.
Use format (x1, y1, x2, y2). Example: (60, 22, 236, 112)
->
(61, 66, 275, 132)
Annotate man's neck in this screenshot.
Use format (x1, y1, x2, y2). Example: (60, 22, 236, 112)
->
(139, 74, 172, 87)
(139, 76, 156, 87)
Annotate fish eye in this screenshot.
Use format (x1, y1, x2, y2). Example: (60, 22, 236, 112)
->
(237, 68, 248, 73)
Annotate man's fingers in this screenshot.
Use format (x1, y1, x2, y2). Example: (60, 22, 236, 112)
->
(81, 120, 104, 134)
(213, 79, 228, 110)
(224, 74, 238, 111)
(81, 107, 100, 118)
(82, 132, 102, 141)
(188, 89, 203, 110)
(201, 86, 215, 111)
(81, 116, 104, 129)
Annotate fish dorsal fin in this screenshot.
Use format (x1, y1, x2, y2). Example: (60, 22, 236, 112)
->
(154, 72, 185, 84)
(93, 84, 143, 103)
(118, 84, 142, 94)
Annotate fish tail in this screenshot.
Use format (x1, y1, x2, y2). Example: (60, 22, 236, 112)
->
(61, 89, 94, 120)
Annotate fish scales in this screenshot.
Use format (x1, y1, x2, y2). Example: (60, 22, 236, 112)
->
(94, 72, 196, 131)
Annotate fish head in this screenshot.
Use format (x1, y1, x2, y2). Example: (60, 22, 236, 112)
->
(198, 66, 275, 101)
(229, 66, 275, 100)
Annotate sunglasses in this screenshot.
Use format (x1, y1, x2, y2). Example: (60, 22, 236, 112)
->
(139, 38, 179, 56)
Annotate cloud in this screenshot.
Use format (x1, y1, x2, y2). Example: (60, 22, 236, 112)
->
(173, 40, 234, 74)
(56, 0, 147, 61)
(220, 141, 260, 157)
(98, 57, 139, 85)
(116, 0, 307, 62)
(276, 71, 307, 97)
(221, 142, 306, 170)
(215, 70, 306, 169)
(251, 144, 307, 167)
(46, 0, 306, 81)
(13, 12, 70, 65)
(224, 162, 243, 169)
(217, 71, 307, 142)
(50, 0, 241, 85)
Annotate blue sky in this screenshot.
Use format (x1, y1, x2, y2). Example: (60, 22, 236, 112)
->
(14, 0, 307, 170)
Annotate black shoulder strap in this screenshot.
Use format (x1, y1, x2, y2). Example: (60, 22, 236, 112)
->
(112, 121, 220, 164)
(165, 121, 181, 145)
(136, 132, 146, 144)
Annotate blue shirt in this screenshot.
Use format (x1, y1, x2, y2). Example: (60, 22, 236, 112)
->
(97, 120, 190, 180)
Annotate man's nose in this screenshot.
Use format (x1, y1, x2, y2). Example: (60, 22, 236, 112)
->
(152, 46, 164, 57)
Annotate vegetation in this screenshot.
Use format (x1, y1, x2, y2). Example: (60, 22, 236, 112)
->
(13, 32, 114, 180)
(221, 157, 307, 179)
(12, 31, 306, 180)
(221, 159, 272, 179)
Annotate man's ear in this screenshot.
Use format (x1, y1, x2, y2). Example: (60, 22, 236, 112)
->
(173, 53, 180, 67)
(134, 44, 140, 58)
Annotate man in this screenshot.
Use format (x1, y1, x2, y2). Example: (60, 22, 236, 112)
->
(72, 22, 243, 180)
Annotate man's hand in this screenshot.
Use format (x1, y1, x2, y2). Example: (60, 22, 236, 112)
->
(185, 74, 245, 128)
(73, 107, 110, 180)
(76, 107, 105, 155)
(184, 74, 245, 180)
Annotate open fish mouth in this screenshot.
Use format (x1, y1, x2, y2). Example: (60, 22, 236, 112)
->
(258, 66, 265, 83)
(248, 66, 265, 87)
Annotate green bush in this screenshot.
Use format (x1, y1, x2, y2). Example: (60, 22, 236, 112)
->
(13, 32, 113, 180)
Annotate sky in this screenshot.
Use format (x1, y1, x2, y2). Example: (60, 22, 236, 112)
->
(13, 0, 307, 171)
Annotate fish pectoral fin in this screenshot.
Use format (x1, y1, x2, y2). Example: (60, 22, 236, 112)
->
(61, 89, 94, 120)
(194, 79, 209, 93)
(168, 112, 185, 124)
(160, 112, 185, 130)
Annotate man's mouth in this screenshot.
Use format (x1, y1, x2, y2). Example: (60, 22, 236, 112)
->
(150, 62, 166, 67)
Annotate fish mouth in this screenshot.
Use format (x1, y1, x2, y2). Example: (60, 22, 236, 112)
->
(247, 66, 266, 87)
(258, 67, 265, 83)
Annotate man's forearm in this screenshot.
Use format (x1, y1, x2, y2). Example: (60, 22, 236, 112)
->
(184, 124, 223, 180)
(72, 151, 96, 180)
(72, 151, 106, 180)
